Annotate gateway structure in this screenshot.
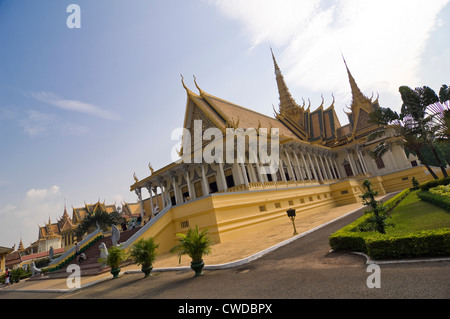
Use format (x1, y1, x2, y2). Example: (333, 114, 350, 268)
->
(128, 53, 436, 254)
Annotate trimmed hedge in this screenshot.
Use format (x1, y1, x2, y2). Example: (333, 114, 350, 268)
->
(419, 176, 450, 191)
(366, 229, 450, 260)
(418, 190, 450, 211)
(329, 188, 450, 259)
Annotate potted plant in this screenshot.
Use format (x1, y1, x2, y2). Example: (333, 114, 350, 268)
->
(170, 225, 213, 277)
(129, 238, 159, 278)
(99, 246, 127, 279)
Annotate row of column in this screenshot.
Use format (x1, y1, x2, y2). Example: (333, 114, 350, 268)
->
(345, 145, 370, 176)
(281, 145, 342, 182)
(134, 145, 343, 213)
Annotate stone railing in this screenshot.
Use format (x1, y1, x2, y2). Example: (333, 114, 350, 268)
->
(120, 203, 172, 250)
(226, 180, 324, 193)
(48, 224, 103, 267)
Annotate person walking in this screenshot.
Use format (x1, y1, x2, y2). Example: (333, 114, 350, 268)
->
(4, 268, 11, 287)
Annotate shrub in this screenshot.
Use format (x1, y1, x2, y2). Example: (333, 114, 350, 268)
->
(429, 185, 450, 196)
(329, 188, 450, 259)
(418, 190, 450, 211)
(411, 177, 420, 190)
(366, 229, 450, 260)
(382, 188, 411, 212)
(129, 238, 159, 267)
(170, 225, 213, 263)
(99, 246, 127, 269)
(360, 180, 390, 233)
(419, 176, 450, 191)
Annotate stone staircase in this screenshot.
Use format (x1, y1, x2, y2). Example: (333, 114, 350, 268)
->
(29, 227, 142, 280)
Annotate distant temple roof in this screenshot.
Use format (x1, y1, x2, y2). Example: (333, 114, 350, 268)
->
(72, 201, 117, 225)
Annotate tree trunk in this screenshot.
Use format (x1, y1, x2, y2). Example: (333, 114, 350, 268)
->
(429, 143, 448, 177)
(416, 149, 439, 179)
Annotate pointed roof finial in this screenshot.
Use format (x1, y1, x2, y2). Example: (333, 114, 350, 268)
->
(193, 75, 204, 94)
(342, 54, 370, 110)
(271, 46, 280, 73)
(271, 48, 299, 114)
(180, 73, 188, 90)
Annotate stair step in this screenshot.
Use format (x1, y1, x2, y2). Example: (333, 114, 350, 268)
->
(41, 227, 142, 279)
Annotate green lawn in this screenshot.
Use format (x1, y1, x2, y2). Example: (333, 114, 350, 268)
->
(386, 190, 450, 235)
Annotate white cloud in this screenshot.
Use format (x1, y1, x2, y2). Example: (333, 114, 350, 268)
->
(0, 185, 64, 247)
(19, 110, 54, 136)
(26, 185, 61, 201)
(208, 0, 450, 117)
(30, 91, 120, 121)
(17, 109, 90, 137)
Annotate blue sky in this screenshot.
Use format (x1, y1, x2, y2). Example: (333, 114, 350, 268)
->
(1, 0, 449, 247)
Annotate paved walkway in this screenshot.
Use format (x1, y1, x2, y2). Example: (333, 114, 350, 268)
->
(0, 199, 382, 292)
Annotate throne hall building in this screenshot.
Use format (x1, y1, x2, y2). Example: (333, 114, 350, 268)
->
(128, 52, 439, 254)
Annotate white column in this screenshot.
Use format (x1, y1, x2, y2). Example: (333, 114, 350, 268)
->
(158, 181, 166, 208)
(318, 155, 329, 180)
(313, 154, 324, 181)
(185, 170, 194, 200)
(171, 175, 181, 205)
(346, 150, 357, 176)
(279, 159, 287, 181)
(240, 163, 249, 187)
(324, 155, 334, 179)
(145, 184, 154, 216)
(135, 188, 144, 219)
(386, 147, 399, 170)
(251, 149, 265, 183)
(332, 157, 342, 179)
(284, 149, 296, 180)
(293, 151, 304, 180)
(355, 148, 367, 174)
(218, 162, 228, 191)
(307, 153, 319, 180)
(359, 148, 370, 173)
(301, 151, 312, 180)
(201, 164, 210, 195)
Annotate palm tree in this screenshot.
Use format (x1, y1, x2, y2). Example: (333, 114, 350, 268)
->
(427, 84, 450, 141)
(170, 225, 213, 277)
(129, 238, 159, 278)
(75, 208, 124, 239)
(368, 107, 439, 179)
(99, 245, 127, 279)
(399, 85, 448, 177)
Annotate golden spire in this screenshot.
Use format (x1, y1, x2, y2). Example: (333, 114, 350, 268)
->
(18, 235, 24, 251)
(342, 55, 371, 111)
(271, 48, 299, 114)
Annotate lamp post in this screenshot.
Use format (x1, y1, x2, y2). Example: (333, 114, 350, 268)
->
(286, 208, 298, 235)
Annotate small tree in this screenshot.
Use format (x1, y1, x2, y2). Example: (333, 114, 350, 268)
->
(170, 225, 213, 277)
(411, 177, 420, 190)
(360, 180, 391, 234)
(129, 238, 159, 278)
(99, 246, 127, 279)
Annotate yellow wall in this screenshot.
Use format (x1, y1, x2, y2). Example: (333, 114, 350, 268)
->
(1, 254, 6, 274)
(128, 166, 441, 255)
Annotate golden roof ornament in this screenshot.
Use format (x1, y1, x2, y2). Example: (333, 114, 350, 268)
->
(148, 163, 154, 175)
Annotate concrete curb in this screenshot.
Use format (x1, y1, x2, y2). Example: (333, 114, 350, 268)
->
(352, 251, 450, 265)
